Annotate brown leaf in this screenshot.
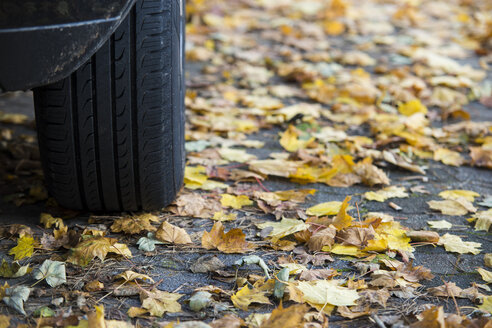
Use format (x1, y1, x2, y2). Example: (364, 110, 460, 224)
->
(353, 160, 390, 186)
(66, 236, 117, 267)
(336, 226, 375, 248)
(410, 306, 445, 328)
(202, 222, 256, 253)
(210, 314, 245, 328)
(307, 227, 336, 251)
(470, 146, 492, 169)
(190, 255, 225, 273)
(155, 221, 192, 244)
(299, 269, 336, 281)
(110, 214, 158, 234)
(260, 303, 309, 328)
(172, 193, 222, 219)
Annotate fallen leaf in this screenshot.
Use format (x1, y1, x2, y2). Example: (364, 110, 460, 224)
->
(470, 146, 492, 169)
(249, 159, 301, 177)
(279, 125, 314, 152)
(307, 227, 337, 251)
(398, 99, 428, 116)
(115, 271, 154, 284)
(471, 209, 492, 231)
(428, 220, 453, 229)
(173, 193, 222, 219)
(478, 295, 492, 314)
(438, 233, 481, 254)
(428, 198, 476, 216)
(87, 305, 105, 328)
(137, 232, 164, 252)
(260, 304, 308, 328)
(9, 235, 36, 261)
(293, 280, 359, 307)
(155, 221, 192, 244)
(231, 285, 271, 311)
(33, 260, 66, 287)
(438, 189, 480, 202)
(410, 306, 445, 328)
(40, 213, 64, 229)
(405, 231, 440, 243)
(0, 260, 31, 278)
(85, 280, 104, 292)
(202, 222, 256, 253)
(477, 268, 492, 283)
(2, 285, 29, 315)
(364, 186, 409, 202)
(353, 160, 390, 186)
(190, 255, 225, 273)
(332, 196, 354, 230)
(184, 166, 228, 190)
(434, 148, 465, 166)
(306, 201, 343, 216)
(218, 148, 256, 163)
(129, 289, 182, 317)
(212, 211, 237, 221)
(485, 254, 492, 268)
(220, 194, 253, 209)
(256, 218, 310, 243)
(111, 213, 159, 234)
(67, 236, 117, 267)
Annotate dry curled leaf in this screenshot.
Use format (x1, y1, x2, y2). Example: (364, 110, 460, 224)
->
(155, 221, 192, 244)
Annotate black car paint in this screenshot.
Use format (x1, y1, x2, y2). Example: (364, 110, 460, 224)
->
(0, 0, 136, 91)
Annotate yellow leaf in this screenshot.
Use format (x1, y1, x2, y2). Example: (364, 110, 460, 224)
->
(293, 280, 359, 307)
(274, 189, 316, 202)
(256, 218, 310, 243)
(434, 148, 465, 166)
(332, 196, 353, 230)
(428, 220, 453, 229)
(249, 159, 301, 177)
(485, 254, 492, 268)
(108, 243, 132, 258)
(110, 214, 158, 234)
(87, 305, 105, 328)
(306, 201, 343, 216)
(220, 194, 253, 209)
(9, 235, 35, 261)
(40, 213, 64, 229)
(428, 198, 476, 216)
(231, 285, 271, 311)
(478, 295, 492, 314)
(472, 209, 492, 231)
(184, 166, 227, 190)
(212, 211, 237, 221)
(67, 236, 117, 267)
(155, 221, 192, 244)
(398, 99, 428, 116)
(364, 186, 408, 202)
(0, 315, 10, 328)
(477, 268, 492, 283)
(438, 189, 480, 202)
(324, 20, 345, 35)
(279, 125, 314, 152)
(375, 221, 413, 253)
(115, 271, 154, 284)
(218, 148, 256, 163)
(438, 233, 481, 255)
(324, 244, 365, 257)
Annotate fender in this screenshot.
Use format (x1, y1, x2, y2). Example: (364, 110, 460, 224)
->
(0, 0, 136, 91)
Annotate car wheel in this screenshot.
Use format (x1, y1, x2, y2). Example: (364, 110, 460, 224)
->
(33, 0, 185, 211)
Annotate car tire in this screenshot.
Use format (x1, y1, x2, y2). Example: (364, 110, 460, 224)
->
(32, 0, 185, 211)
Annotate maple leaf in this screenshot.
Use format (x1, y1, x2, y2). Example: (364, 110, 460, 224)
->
(128, 289, 182, 317)
(256, 218, 310, 243)
(231, 285, 271, 311)
(364, 186, 408, 202)
(336, 226, 375, 248)
(110, 213, 159, 234)
(155, 221, 192, 244)
(438, 233, 481, 255)
(306, 201, 343, 216)
(353, 160, 390, 186)
(201, 222, 256, 253)
(66, 236, 117, 267)
(279, 125, 314, 152)
(9, 235, 36, 261)
(220, 194, 253, 209)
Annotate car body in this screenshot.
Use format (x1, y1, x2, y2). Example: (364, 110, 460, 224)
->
(0, 0, 136, 91)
